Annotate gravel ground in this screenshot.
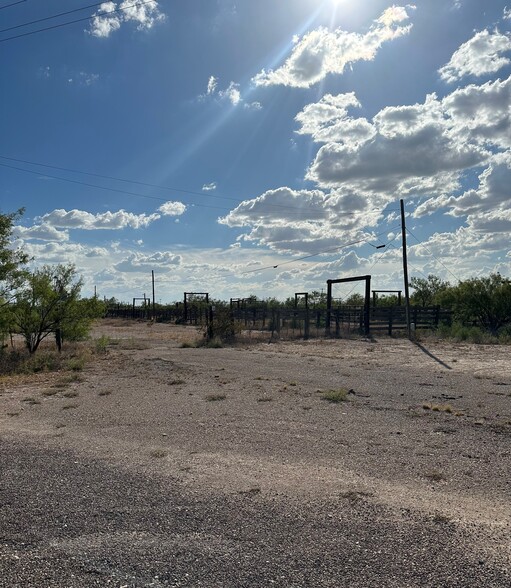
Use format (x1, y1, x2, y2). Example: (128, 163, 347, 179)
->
(0, 320, 510, 587)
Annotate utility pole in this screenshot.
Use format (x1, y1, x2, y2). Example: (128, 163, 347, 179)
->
(151, 270, 156, 321)
(400, 199, 411, 338)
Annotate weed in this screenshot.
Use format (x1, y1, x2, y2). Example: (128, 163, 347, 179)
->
(321, 389, 349, 403)
(98, 389, 112, 396)
(55, 423, 66, 429)
(169, 379, 186, 385)
(289, 382, 297, 387)
(206, 393, 226, 401)
(257, 396, 272, 402)
(65, 357, 86, 371)
(61, 403, 79, 410)
(62, 391, 79, 398)
(180, 341, 196, 348)
(6, 411, 20, 416)
(94, 335, 111, 354)
(422, 403, 453, 413)
(149, 449, 167, 459)
(22, 397, 40, 405)
(41, 389, 58, 397)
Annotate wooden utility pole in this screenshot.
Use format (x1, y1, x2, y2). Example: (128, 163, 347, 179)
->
(400, 199, 411, 338)
(151, 270, 156, 321)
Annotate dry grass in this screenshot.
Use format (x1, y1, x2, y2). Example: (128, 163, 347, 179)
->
(206, 393, 226, 402)
(422, 403, 453, 413)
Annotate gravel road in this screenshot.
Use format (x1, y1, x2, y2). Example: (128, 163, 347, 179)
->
(1, 321, 510, 587)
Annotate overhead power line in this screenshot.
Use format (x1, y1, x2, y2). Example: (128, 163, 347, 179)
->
(0, 0, 157, 43)
(0, 156, 396, 218)
(0, 0, 26, 10)
(406, 227, 460, 282)
(0, 161, 234, 213)
(0, 1, 113, 33)
(239, 225, 402, 275)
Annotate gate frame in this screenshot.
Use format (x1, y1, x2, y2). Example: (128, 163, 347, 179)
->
(183, 292, 209, 323)
(326, 275, 371, 337)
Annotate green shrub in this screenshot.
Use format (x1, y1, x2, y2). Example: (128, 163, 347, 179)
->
(321, 389, 349, 403)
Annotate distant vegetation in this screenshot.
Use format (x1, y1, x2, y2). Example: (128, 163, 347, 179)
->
(2, 210, 511, 356)
(1, 210, 105, 361)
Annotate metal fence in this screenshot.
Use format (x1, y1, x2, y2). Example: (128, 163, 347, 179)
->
(106, 303, 452, 339)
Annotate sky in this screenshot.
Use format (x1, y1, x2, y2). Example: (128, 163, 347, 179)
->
(1, 0, 511, 303)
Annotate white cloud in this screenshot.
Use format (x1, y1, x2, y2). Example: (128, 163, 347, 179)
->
(13, 224, 69, 242)
(114, 251, 182, 273)
(202, 182, 217, 192)
(299, 81, 508, 198)
(295, 93, 375, 145)
(88, 0, 165, 38)
(201, 76, 245, 107)
(219, 81, 241, 106)
(158, 201, 187, 216)
(219, 186, 385, 254)
(503, 7, 511, 20)
(244, 101, 263, 111)
(252, 6, 413, 88)
(207, 75, 218, 95)
(439, 29, 511, 83)
(39, 208, 161, 230)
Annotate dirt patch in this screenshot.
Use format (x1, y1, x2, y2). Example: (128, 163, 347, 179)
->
(1, 319, 510, 586)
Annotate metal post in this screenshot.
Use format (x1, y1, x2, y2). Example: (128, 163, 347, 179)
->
(364, 276, 371, 337)
(326, 280, 333, 336)
(152, 270, 156, 321)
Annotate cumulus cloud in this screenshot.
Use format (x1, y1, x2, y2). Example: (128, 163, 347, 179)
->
(13, 224, 69, 242)
(300, 79, 511, 198)
(88, 0, 165, 38)
(39, 208, 161, 230)
(252, 6, 413, 88)
(219, 70, 511, 257)
(219, 186, 385, 254)
(158, 201, 187, 216)
(295, 93, 375, 145)
(202, 182, 217, 192)
(439, 29, 511, 83)
(114, 251, 182, 272)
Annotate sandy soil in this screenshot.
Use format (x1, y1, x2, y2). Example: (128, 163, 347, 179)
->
(1, 319, 510, 587)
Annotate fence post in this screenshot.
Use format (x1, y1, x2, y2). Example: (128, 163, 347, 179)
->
(304, 309, 310, 340)
(388, 307, 393, 336)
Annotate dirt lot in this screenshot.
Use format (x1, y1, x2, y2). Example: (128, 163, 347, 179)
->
(1, 319, 510, 587)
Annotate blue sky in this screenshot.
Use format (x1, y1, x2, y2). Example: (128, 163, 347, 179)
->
(1, 0, 511, 302)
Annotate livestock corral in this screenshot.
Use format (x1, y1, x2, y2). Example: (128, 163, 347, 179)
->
(1, 319, 510, 587)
